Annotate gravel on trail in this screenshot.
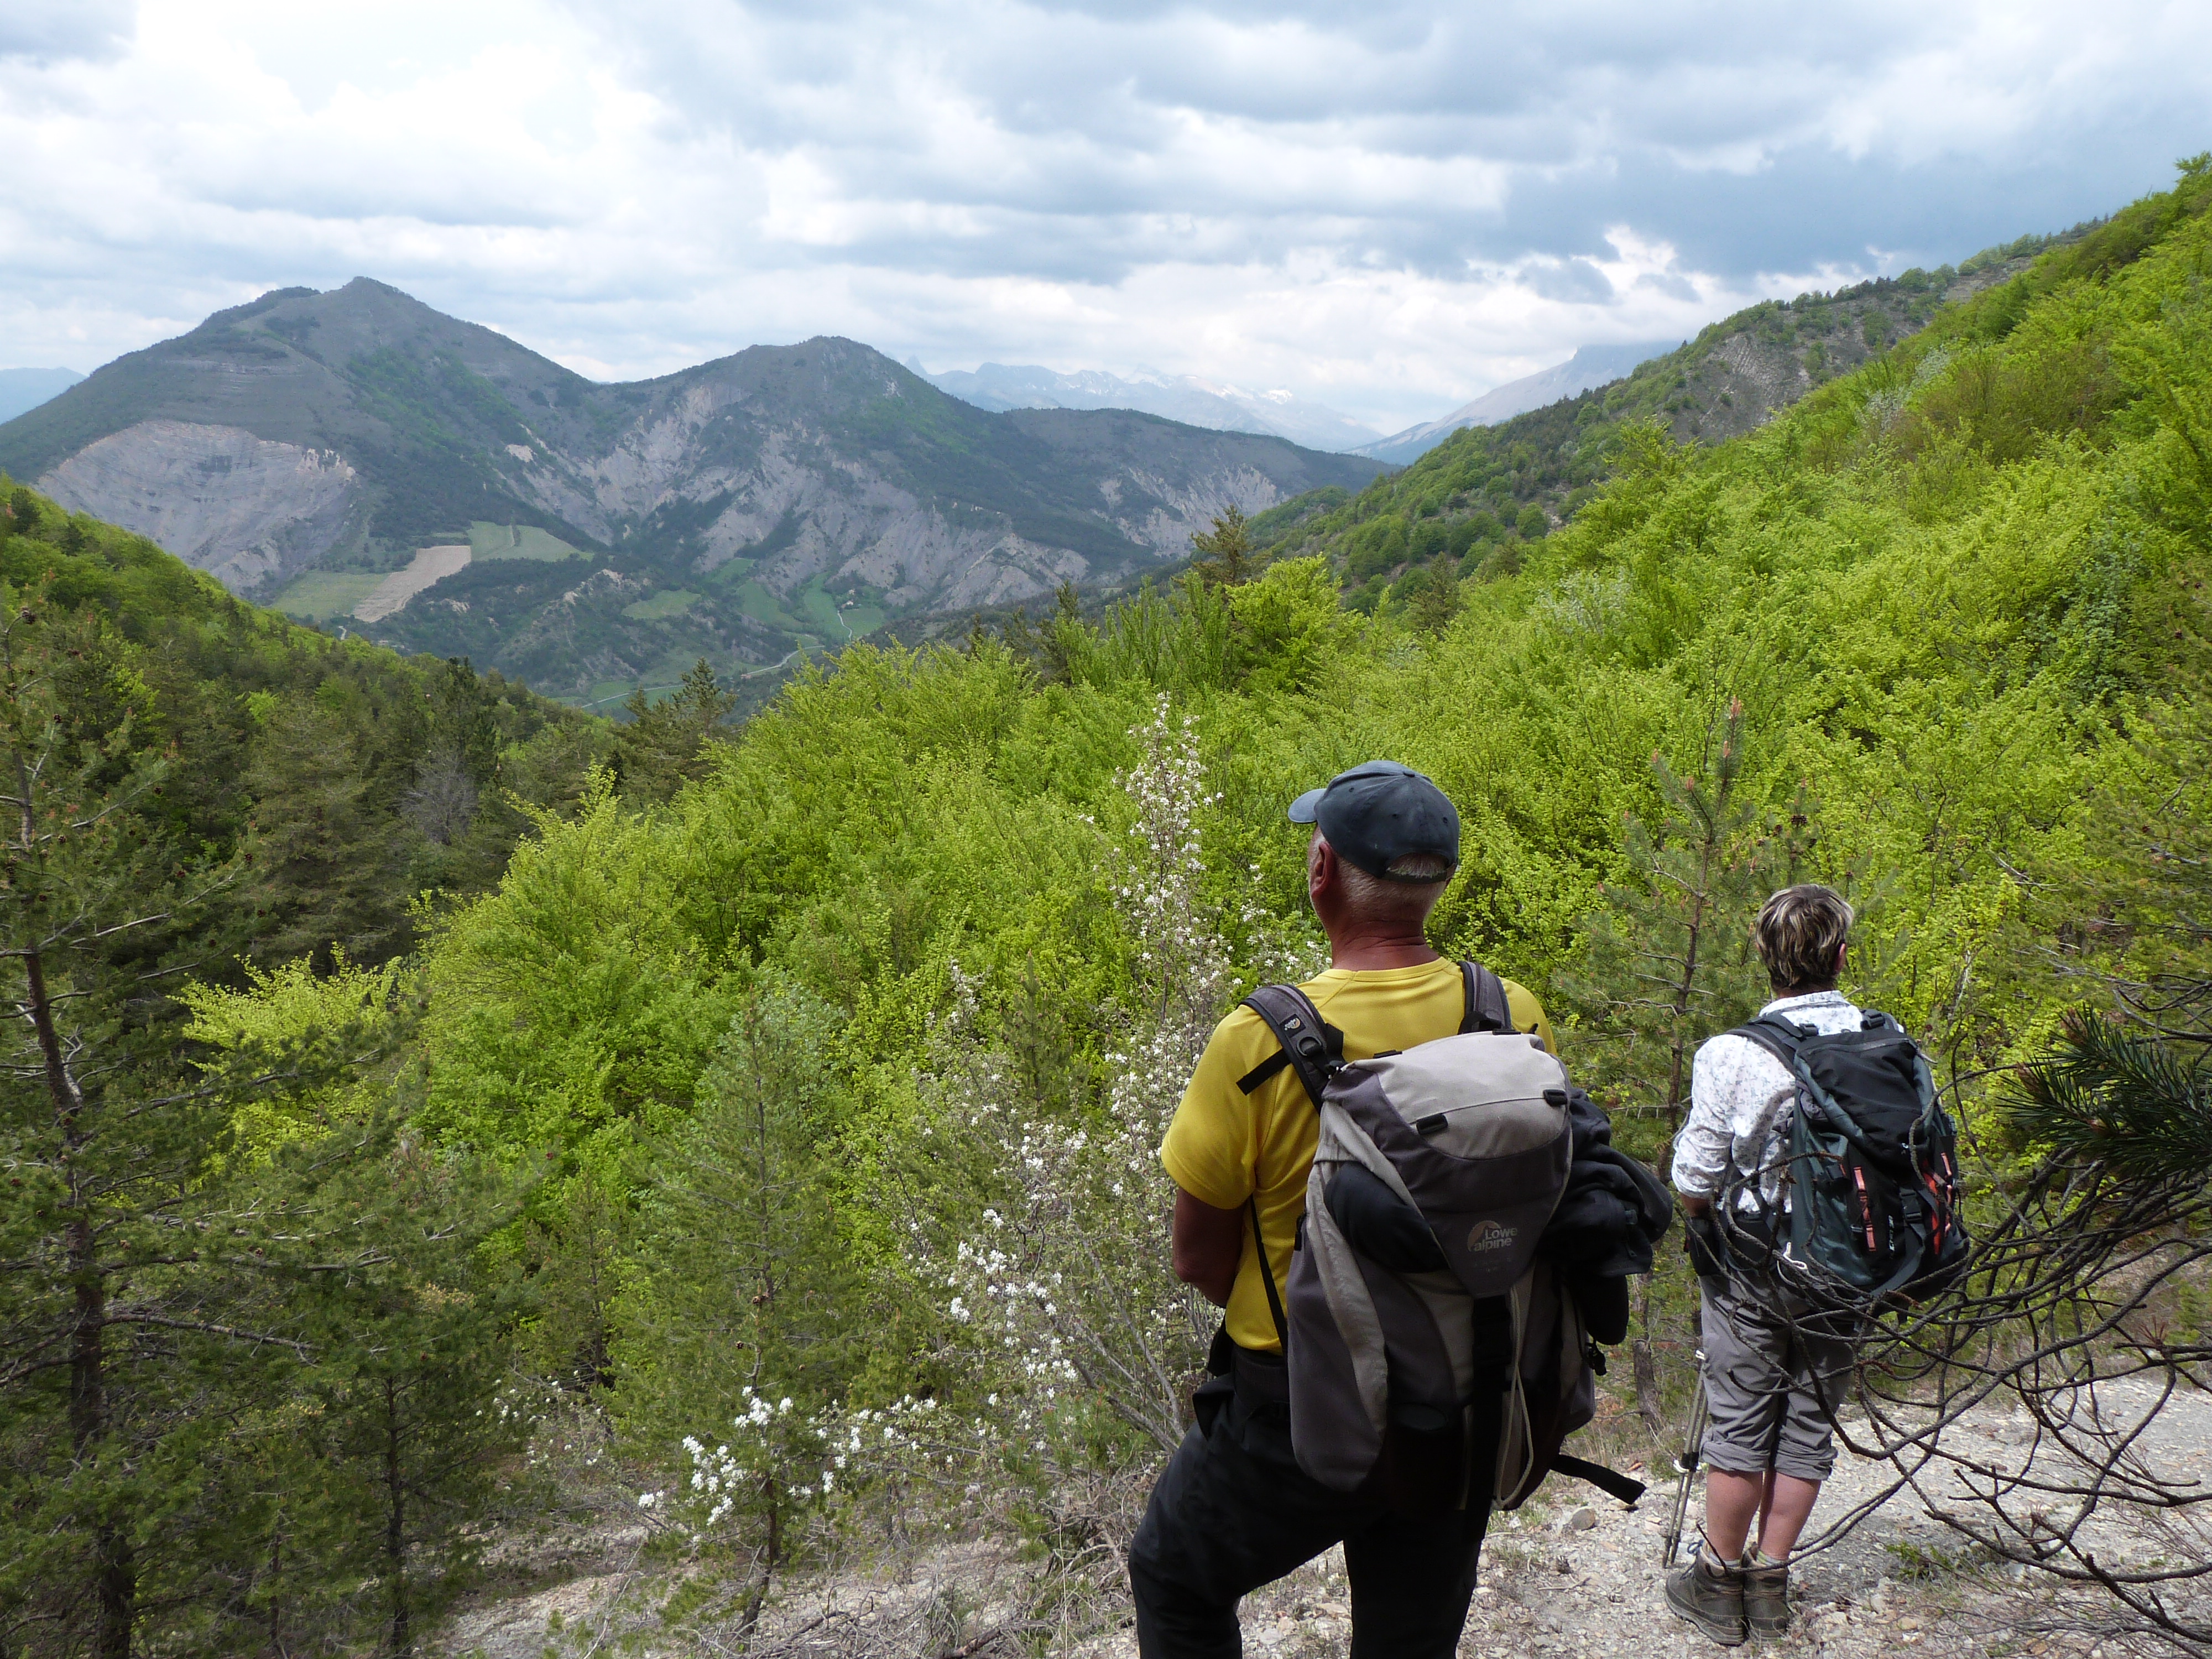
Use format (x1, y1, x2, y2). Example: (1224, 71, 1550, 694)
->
(434, 1382, 2211, 1658)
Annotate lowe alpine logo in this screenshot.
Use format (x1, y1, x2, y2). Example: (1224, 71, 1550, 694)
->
(1466, 1219, 1519, 1253)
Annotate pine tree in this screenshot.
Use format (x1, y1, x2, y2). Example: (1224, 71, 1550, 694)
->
(1406, 551, 1464, 636)
(163, 962, 525, 1657)
(1564, 701, 1814, 1134)
(244, 693, 408, 969)
(273, 1121, 525, 1657)
(611, 979, 859, 1627)
(0, 582, 287, 1654)
(1039, 582, 1084, 684)
(1561, 702, 1814, 1431)
(611, 659, 739, 802)
(1190, 505, 1257, 587)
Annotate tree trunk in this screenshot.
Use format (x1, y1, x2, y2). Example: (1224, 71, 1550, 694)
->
(384, 1378, 409, 1658)
(1631, 1277, 1666, 1437)
(1665, 845, 1717, 1135)
(266, 1524, 283, 1659)
(22, 909, 133, 1659)
(91, 1520, 133, 1659)
(739, 1486, 781, 1634)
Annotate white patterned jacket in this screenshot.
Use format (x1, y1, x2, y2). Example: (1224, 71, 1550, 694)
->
(1670, 989, 1865, 1216)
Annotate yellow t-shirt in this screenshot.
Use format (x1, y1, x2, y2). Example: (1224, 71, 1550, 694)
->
(1160, 956, 1556, 1353)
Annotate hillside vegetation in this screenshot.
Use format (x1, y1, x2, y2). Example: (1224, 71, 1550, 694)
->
(0, 483, 612, 970)
(1251, 224, 2096, 613)
(4, 158, 2210, 1654)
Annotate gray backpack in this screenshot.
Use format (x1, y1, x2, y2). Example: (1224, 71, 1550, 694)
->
(1243, 964, 1643, 1515)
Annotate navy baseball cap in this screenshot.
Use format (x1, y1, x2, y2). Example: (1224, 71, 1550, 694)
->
(1287, 761, 1460, 882)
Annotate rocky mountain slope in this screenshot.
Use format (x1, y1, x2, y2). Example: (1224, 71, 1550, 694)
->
(0, 282, 1380, 701)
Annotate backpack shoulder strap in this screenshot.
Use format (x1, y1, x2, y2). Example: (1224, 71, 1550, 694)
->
(1238, 984, 1342, 1109)
(1460, 961, 1512, 1034)
(1729, 1014, 1810, 1070)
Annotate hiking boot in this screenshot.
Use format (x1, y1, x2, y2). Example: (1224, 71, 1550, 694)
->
(1666, 1551, 1747, 1647)
(1740, 1554, 1790, 1639)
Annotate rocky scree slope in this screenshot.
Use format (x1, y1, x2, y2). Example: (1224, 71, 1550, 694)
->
(0, 280, 1380, 700)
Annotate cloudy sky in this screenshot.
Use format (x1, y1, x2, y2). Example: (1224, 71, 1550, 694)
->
(2, 0, 2206, 433)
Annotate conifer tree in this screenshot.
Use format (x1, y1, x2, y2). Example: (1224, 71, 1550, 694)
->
(1406, 551, 1465, 636)
(161, 963, 527, 1657)
(0, 582, 269, 1653)
(1039, 581, 1084, 684)
(612, 659, 738, 802)
(1562, 702, 1814, 1429)
(245, 694, 405, 969)
(612, 979, 858, 1625)
(271, 1120, 525, 1657)
(1190, 504, 1257, 587)
(1565, 701, 1814, 1134)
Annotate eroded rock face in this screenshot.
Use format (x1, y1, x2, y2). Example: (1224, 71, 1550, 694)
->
(2, 285, 1383, 695)
(38, 420, 363, 594)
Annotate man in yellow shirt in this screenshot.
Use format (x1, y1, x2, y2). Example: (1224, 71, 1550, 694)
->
(1128, 760, 1555, 1658)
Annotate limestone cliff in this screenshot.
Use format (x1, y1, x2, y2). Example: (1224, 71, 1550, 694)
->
(38, 420, 366, 592)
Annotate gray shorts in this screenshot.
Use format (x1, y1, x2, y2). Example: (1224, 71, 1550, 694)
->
(1699, 1286, 1859, 1483)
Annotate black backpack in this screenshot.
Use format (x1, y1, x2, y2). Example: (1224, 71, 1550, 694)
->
(1727, 1011, 1969, 1314)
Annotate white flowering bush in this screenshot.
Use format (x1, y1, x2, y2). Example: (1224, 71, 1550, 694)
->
(649, 700, 1321, 1603)
(654, 1386, 989, 1548)
(916, 698, 1321, 1511)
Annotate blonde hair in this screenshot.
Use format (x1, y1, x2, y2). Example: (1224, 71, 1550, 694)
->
(1752, 884, 1854, 992)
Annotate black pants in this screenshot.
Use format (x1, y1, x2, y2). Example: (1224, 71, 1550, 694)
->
(1126, 1352, 1491, 1659)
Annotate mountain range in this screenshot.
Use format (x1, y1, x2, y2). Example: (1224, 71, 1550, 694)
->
(0, 367, 82, 425)
(1350, 342, 1678, 466)
(917, 361, 1383, 453)
(0, 282, 1381, 703)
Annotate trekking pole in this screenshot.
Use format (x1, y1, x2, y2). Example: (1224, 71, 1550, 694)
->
(1661, 1355, 1710, 1568)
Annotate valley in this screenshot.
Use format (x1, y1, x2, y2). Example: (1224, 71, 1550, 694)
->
(0, 156, 2206, 1659)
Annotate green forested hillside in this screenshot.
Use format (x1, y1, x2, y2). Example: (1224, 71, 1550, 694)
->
(1250, 221, 2114, 613)
(0, 481, 607, 969)
(6, 158, 2210, 1653)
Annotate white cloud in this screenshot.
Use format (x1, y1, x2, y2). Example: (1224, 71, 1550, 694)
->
(0, 0, 2205, 431)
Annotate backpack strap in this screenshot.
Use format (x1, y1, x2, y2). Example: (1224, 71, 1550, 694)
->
(1248, 1197, 1290, 1349)
(1729, 1014, 1812, 1069)
(1240, 963, 1508, 1100)
(1236, 985, 1336, 1352)
(1459, 961, 1512, 1034)
(1237, 984, 1342, 1108)
(1550, 1453, 1647, 1506)
(1234, 968, 1507, 1353)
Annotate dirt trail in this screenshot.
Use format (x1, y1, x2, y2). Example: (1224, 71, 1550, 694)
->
(434, 1383, 2211, 1658)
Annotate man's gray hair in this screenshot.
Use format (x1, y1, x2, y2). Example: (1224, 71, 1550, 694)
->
(1334, 847, 1455, 917)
